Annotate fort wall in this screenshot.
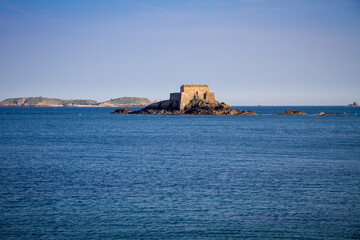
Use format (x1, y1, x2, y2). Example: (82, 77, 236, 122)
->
(179, 84, 215, 110)
(152, 84, 216, 111)
(169, 93, 181, 109)
(205, 92, 216, 101)
(169, 93, 181, 101)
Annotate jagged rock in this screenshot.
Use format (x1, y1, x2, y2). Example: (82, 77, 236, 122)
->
(129, 99, 258, 115)
(128, 100, 179, 114)
(278, 109, 307, 115)
(239, 110, 258, 115)
(143, 100, 179, 111)
(182, 100, 233, 115)
(345, 101, 359, 107)
(317, 112, 350, 116)
(111, 108, 132, 114)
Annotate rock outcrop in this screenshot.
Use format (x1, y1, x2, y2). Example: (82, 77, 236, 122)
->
(111, 108, 132, 114)
(345, 101, 359, 107)
(143, 100, 180, 112)
(112, 99, 257, 115)
(317, 112, 333, 117)
(317, 112, 355, 116)
(278, 109, 307, 115)
(180, 99, 255, 115)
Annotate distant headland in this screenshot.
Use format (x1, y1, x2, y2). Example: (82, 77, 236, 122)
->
(0, 97, 152, 107)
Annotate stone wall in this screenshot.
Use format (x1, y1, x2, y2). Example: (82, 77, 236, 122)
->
(205, 92, 215, 101)
(179, 85, 215, 109)
(169, 93, 181, 109)
(170, 93, 181, 101)
(180, 85, 209, 93)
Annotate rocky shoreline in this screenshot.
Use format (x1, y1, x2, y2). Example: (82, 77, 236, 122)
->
(112, 104, 358, 117)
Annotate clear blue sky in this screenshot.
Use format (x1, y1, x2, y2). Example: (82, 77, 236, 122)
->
(0, 0, 359, 105)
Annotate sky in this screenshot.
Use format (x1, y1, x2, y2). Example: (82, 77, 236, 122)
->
(0, 0, 359, 105)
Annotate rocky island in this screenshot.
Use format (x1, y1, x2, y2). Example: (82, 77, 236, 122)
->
(0, 97, 152, 107)
(278, 109, 308, 115)
(112, 84, 257, 115)
(345, 101, 359, 107)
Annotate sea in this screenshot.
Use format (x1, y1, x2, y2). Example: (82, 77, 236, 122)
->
(0, 106, 359, 239)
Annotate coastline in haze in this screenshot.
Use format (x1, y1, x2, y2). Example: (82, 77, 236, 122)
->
(0, 96, 152, 107)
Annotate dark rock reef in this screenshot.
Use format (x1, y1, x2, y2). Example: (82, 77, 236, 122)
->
(112, 99, 257, 115)
(278, 109, 307, 115)
(317, 112, 356, 116)
(317, 112, 333, 117)
(111, 108, 132, 114)
(179, 99, 254, 115)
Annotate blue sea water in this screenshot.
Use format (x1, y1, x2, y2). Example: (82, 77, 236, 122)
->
(0, 106, 360, 239)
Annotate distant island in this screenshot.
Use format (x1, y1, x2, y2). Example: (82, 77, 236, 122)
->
(0, 97, 152, 107)
(345, 101, 359, 107)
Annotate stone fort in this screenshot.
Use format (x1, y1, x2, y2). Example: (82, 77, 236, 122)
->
(169, 84, 216, 110)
